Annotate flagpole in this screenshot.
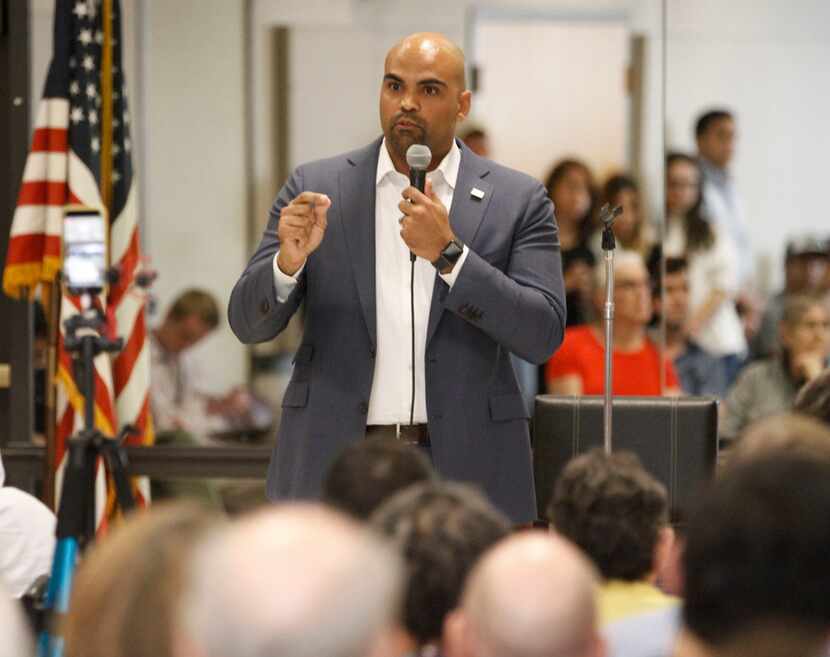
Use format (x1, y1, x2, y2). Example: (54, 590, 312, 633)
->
(43, 280, 61, 511)
(100, 0, 114, 211)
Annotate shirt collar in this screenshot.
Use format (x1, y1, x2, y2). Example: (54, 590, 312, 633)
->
(376, 138, 461, 190)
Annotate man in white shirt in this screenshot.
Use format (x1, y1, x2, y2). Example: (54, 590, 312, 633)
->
(228, 33, 565, 522)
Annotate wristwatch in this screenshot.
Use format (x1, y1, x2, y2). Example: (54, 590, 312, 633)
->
(432, 239, 464, 273)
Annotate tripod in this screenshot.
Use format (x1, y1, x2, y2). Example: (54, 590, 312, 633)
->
(38, 293, 137, 657)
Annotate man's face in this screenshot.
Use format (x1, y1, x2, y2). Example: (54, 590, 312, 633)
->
(697, 117, 736, 168)
(379, 39, 471, 169)
(612, 262, 653, 326)
(172, 315, 212, 353)
(662, 271, 690, 328)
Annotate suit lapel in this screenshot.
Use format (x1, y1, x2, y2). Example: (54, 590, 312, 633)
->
(426, 144, 493, 348)
(339, 138, 382, 348)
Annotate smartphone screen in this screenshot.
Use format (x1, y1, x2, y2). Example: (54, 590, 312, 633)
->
(63, 209, 106, 293)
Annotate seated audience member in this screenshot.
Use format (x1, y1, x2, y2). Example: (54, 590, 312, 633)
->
(458, 126, 490, 158)
(150, 288, 253, 440)
(63, 503, 221, 657)
(322, 437, 437, 520)
(793, 367, 830, 426)
(0, 579, 32, 657)
(548, 449, 678, 626)
(655, 257, 727, 396)
(678, 448, 830, 657)
(720, 295, 830, 443)
(665, 152, 746, 386)
(751, 236, 828, 360)
(592, 174, 656, 270)
(444, 532, 605, 657)
(545, 159, 598, 328)
(546, 251, 680, 396)
(0, 451, 56, 599)
(176, 505, 404, 657)
(371, 482, 511, 655)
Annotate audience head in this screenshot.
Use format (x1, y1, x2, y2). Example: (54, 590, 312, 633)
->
(665, 152, 715, 253)
(593, 251, 652, 329)
(444, 532, 604, 657)
(603, 174, 645, 250)
(655, 257, 691, 334)
(381, 33, 470, 171)
(459, 126, 490, 158)
(695, 108, 736, 168)
(548, 449, 671, 583)
(683, 449, 830, 654)
(322, 437, 437, 520)
(371, 481, 511, 648)
(178, 504, 403, 657)
(794, 368, 830, 426)
(729, 412, 830, 467)
(544, 159, 596, 238)
(160, 288, 220, 353)
(63, 503, 221, 657)
(778, 295, 830, 371)
(784, 236, 828, 294)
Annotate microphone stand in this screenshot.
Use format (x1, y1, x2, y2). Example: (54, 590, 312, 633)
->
(599, 204, 622, 454)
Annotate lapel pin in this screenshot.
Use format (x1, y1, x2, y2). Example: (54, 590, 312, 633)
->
(470, 187, 485, 200)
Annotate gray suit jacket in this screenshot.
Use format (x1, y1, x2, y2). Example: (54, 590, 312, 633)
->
(228, 138, 565, 522)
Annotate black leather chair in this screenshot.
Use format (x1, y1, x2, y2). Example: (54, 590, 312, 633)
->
(533, 395, 719, 521)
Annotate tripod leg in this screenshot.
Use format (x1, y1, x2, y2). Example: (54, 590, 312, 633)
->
(102, 440, 136, 513)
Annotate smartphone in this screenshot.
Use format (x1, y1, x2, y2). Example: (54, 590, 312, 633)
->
(62, 206, 107, 294)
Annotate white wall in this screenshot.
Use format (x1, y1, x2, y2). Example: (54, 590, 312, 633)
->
(142, 0, 248, 393)
(665, 0, 830, 292)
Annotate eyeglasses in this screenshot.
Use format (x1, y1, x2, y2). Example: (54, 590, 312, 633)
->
(795, 320, 830, 331)
(616, 280, 651, 292)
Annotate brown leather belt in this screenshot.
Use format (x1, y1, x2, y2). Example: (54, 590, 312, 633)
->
(365, 423, 430, 446)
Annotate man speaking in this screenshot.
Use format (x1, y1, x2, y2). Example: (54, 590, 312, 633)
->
(229, 33, 565, 522)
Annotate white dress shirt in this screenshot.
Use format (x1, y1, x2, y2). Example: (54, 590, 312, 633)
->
(273, 139, 469, 424)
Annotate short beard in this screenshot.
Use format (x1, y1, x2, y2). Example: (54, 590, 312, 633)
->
(388, 130, 426, 163)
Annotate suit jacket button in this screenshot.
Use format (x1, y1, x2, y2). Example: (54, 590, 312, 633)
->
(260, 299, 270, 315)
(369, 347, 376, 359)
(358, 401, 369, 414)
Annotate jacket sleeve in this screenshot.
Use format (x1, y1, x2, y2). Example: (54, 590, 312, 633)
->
(443, 181, 566, 364)
(228, 166, 307, 344)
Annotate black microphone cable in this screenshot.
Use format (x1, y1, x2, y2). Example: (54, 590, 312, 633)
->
(409, 258, 416, 427)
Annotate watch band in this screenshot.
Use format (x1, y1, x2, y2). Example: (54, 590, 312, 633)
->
(432, 239, 464, 272)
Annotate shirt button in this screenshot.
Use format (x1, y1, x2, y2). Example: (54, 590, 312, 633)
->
(358, 401, 369, 414)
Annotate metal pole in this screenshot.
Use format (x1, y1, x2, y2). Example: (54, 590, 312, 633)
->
(603, 249, 615, 454)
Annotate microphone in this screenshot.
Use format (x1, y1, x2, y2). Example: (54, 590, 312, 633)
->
(406, 143, 432, 193)
(405, 144, 432, 263)
(599, 203, 623, 251)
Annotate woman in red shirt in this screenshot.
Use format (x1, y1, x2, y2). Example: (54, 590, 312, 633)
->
(546, 251, 681, 396)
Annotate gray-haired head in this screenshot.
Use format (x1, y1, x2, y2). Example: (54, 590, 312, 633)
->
(177, 504, 403, 657)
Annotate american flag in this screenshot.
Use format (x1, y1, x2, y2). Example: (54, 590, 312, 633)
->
(3, 0, 153, 526)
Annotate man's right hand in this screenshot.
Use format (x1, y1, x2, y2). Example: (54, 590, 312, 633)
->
(277, 192, 331, 275)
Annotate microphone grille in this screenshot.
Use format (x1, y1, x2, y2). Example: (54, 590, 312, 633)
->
(406, 144, 432, 170)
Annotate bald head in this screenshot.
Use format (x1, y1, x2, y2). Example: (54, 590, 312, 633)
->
(446, 532, 603, 657)
(386, 33, 467, 90)
(178, 504, 403, 657)
(380, 32, 471, 173)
